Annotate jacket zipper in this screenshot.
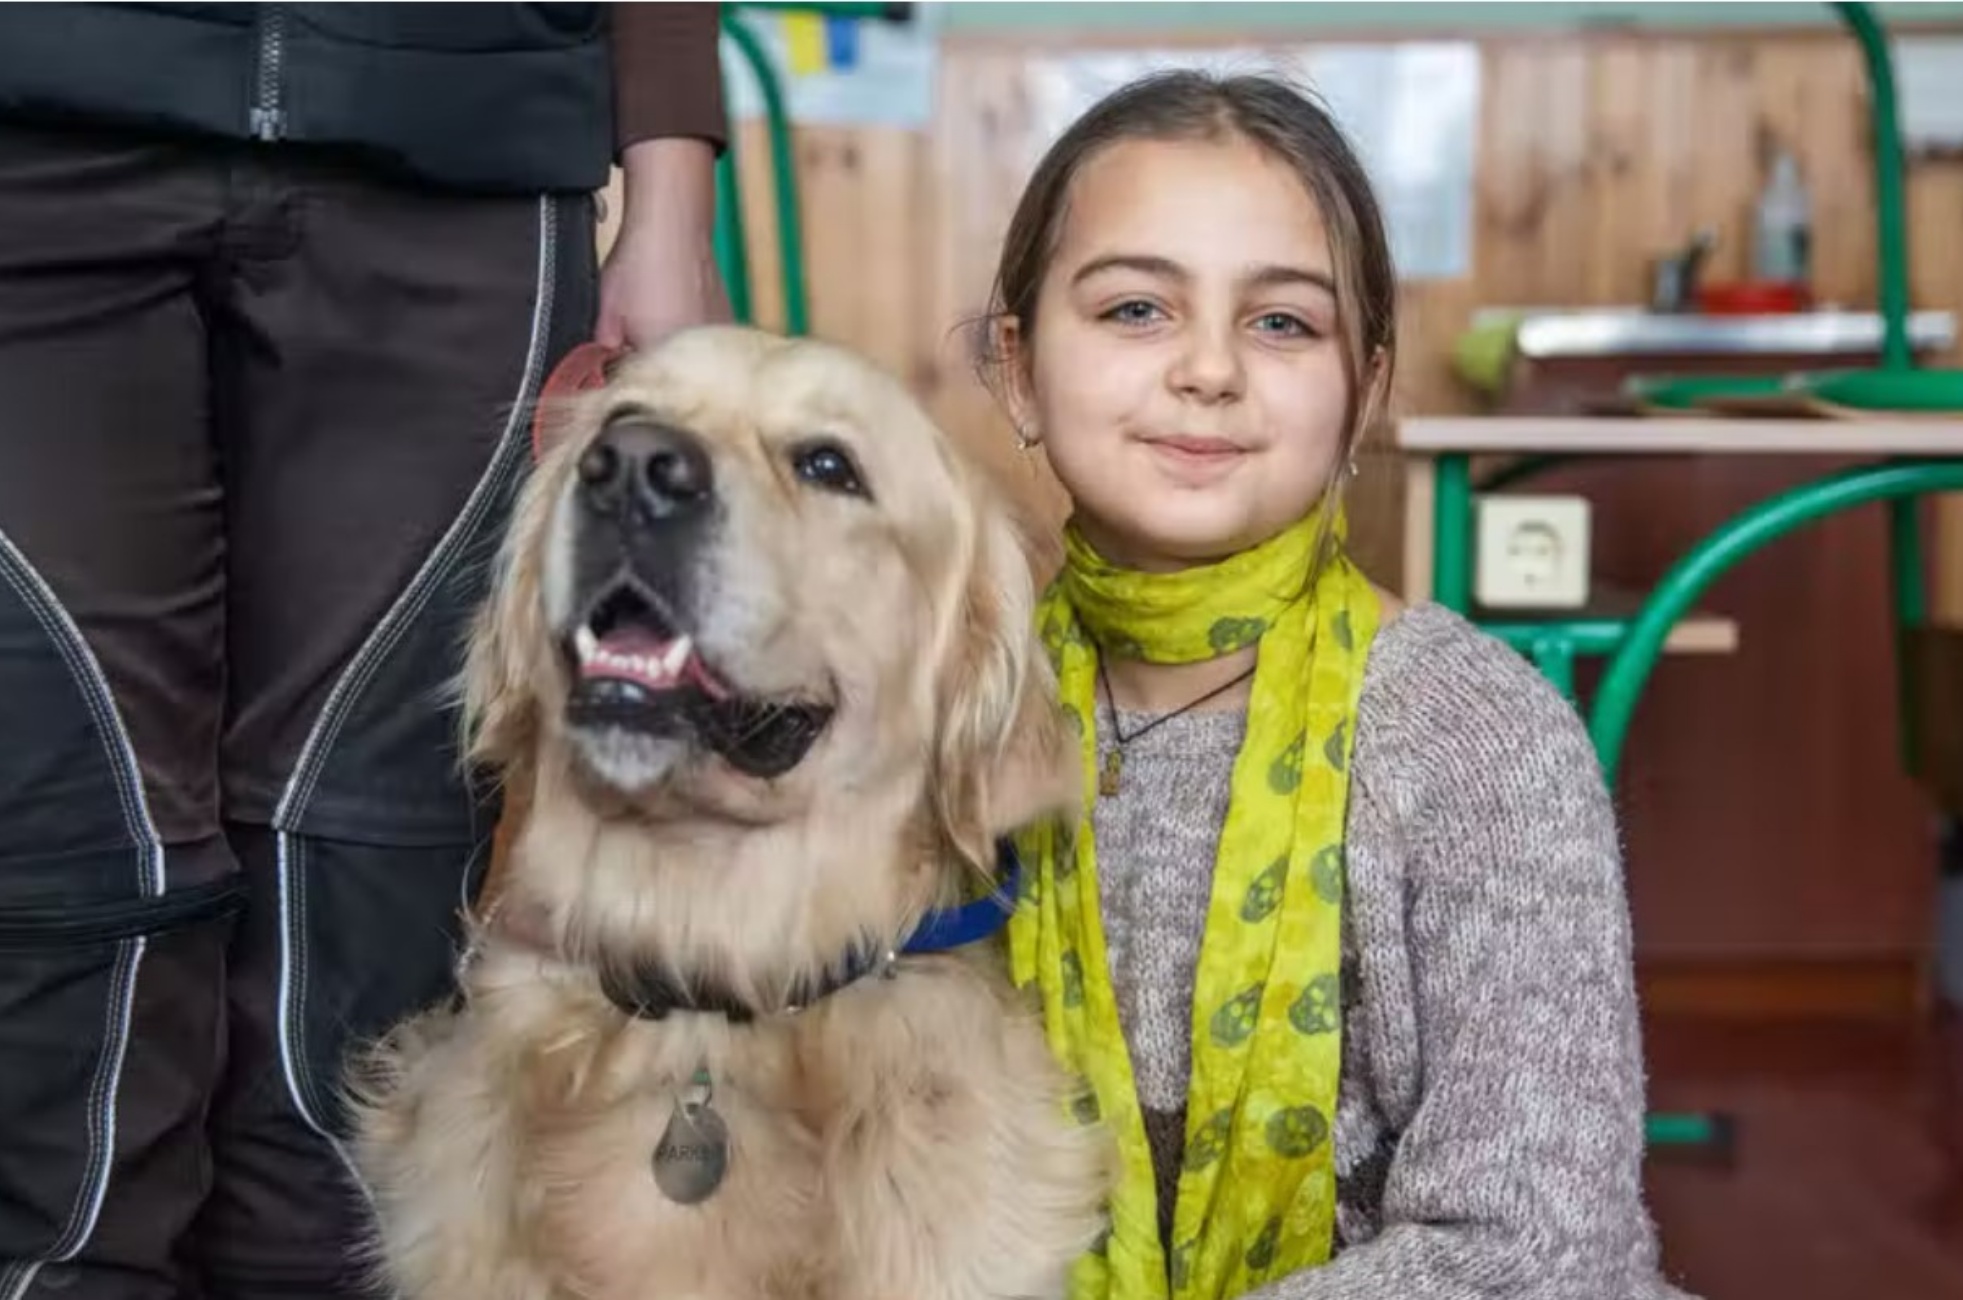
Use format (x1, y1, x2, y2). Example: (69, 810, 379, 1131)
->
(250, 3, 288, 141)
(0, 876, 245, 950)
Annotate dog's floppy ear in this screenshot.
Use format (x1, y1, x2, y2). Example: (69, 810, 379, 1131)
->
(457, 464, 561, 786)
(931, 499, 1082, 875)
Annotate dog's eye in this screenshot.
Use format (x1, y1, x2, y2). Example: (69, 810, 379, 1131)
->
(790, 441, 869, 499)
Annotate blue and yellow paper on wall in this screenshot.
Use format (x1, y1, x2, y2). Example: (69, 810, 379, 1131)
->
(780, 12, 863, 76)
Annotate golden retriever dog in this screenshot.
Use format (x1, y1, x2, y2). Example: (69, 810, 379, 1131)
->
(348, 325, 1112, 1300)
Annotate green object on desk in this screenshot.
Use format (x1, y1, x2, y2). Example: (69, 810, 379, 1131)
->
(1451, 312, 1522, 398)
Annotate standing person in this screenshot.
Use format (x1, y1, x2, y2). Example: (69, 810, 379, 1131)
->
(982, 71, 1694, 1299)
(0, 5, 730, 1298)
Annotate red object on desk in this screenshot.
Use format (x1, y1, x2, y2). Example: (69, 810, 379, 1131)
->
(1695, 280, 1811, 315)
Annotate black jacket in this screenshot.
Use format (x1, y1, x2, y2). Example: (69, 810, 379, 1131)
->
(0, 2, 618, 193)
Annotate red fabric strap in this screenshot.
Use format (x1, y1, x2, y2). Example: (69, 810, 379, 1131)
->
(531, 342, 627, 464)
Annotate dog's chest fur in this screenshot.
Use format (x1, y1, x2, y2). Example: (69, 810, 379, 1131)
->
(355, 943, 1111, 1300)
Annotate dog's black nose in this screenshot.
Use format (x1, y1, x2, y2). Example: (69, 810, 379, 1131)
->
(577, 420, 714, 519)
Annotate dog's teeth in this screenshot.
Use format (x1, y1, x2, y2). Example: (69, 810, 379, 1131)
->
(574, 624, 599, 664)
(662, 636, 693, 675)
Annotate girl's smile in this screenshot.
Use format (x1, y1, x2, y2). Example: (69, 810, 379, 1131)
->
(1138, 432, 1251, 485)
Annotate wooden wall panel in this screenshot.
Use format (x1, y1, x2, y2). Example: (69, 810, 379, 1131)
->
(709, 24, 1963, 982)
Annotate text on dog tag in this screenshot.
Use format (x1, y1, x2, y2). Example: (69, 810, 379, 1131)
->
(653, 1072, 730, 1205)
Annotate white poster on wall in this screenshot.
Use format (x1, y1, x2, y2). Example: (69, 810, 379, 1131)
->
(1895, 35, 1963, 154)
(1021, 43, 1481, 281)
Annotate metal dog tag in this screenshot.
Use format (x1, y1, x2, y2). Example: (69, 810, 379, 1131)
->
(653, 1069, 729, 1205)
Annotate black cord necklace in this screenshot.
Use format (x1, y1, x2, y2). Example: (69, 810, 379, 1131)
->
(1096, 654, 1258, 797)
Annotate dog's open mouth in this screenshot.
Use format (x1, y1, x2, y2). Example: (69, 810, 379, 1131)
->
(564, 583, 833, 780)
(573, 583, 730, 702)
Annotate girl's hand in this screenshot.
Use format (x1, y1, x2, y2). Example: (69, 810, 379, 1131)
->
(598, 138, 733, 351)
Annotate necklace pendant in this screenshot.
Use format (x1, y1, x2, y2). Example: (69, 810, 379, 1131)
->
(1099, 748, 1123, 798)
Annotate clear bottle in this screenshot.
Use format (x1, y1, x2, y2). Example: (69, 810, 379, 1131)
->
(1754, 150, 1811, 285)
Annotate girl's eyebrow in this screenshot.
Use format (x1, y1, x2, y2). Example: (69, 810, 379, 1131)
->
(1070, 253, 1336, 297)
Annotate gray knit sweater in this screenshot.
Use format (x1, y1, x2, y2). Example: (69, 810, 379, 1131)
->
(1090, 602, 1695, 1300)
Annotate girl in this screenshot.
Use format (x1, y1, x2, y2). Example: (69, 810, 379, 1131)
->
(984, 71, 1693, 1300)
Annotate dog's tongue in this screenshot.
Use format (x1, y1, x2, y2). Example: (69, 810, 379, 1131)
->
(575, 626, 722, 697)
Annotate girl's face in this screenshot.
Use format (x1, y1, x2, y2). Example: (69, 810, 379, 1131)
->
(1011, 135, 1354, 573)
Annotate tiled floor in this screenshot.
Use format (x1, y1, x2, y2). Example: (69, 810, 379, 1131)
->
(1643, 1011, 1963, 1299)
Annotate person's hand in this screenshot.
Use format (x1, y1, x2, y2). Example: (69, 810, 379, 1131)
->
(597, 138, 733, 351)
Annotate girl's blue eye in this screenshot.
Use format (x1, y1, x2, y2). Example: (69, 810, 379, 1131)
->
(1254, 312, 1314, 337)
(1104, 300, 1163, 325)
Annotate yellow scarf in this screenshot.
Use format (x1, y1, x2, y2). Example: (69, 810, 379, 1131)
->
(1009, 512, 1379, 1300)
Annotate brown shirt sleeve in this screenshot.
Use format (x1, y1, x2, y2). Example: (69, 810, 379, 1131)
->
(611, 3, 730, 155)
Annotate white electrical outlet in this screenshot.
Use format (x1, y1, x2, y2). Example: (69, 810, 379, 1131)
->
(1474, 494, 1592, 609)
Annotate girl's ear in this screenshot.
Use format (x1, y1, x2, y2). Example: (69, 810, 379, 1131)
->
(1352, 344, 1394, 449)
(983, 314, 1039, 439)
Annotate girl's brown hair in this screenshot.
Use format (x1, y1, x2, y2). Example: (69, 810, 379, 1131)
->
(976, 70, 1399, 566)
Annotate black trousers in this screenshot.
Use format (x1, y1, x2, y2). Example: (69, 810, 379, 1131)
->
(0, 119, 596, 1299)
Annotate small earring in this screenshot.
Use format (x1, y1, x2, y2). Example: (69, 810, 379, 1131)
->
(1014, 424, 1039, 452)
(1346, 456, 1360, 479)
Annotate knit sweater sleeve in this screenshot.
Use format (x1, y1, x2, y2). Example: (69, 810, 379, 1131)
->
(1259, 606, 1684, 1300)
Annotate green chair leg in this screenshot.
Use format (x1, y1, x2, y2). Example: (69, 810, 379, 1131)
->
(714, 146, 755, 325)
(1431, 452, 1474, 612)
(1645, 1111, 1735, 1156)
(718, 9, 811, 335)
